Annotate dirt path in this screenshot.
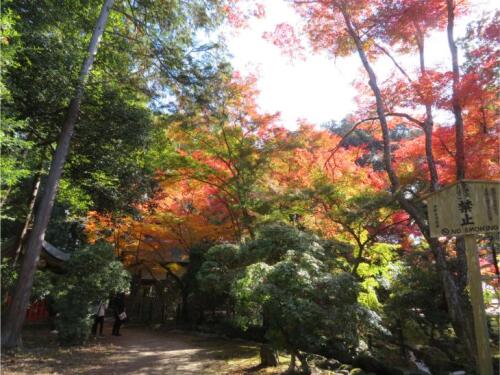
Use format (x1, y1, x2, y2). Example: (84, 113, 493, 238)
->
(2, 324, 268, 375)
(75, 326, 240, 374)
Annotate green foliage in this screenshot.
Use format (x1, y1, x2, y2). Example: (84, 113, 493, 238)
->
(31, 269, 54, 302)
(241, 222, 325, 265)
(231, 262, 270, 328)
(1, 258, 55, 314)
(234, 249, 361, 355)
(53, 243, 130, 345)
(0, 3, 32, 220)
(1, 258, 18, 305)
(385, 259, 450, 334)
(197, 244, 241, 298)
(1, 0, 230, 241)
(0, 120, 31, 203)
(159, 66, 289, 237)
(1, 0, 158, 247)
(57, 179, 93, 217)
(198, 223, 365, 358)
(356, 243, 399, 311)
(1, 0, 473, 366)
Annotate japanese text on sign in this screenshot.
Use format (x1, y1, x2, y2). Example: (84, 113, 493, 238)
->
(427, 181, 499, 238)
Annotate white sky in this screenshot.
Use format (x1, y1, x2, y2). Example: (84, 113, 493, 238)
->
(225, 0, 498, 129)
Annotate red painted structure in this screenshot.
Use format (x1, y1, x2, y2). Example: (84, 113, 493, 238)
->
(26, 300, 49, 322)
(5, 296, 49, 322)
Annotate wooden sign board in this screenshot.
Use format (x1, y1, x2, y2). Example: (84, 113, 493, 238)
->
(427, 180, 500, 238)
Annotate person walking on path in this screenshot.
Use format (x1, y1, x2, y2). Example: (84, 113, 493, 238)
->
(91, 299, 107, 336)
(111, 293, 126, 336)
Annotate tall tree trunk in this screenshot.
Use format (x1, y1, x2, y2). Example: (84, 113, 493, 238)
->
(445, 2, 481, 368)
(444, 0, 474, 335)
(339, 7, 477, 368)
(341, 11, 400, 193)
(446, 0, 466, 180)
(260, 344, 279, 367)
(428, 239, 476, 362)
(1, 0, 115, 348)
(260, 307, 279, 367)
(242, 207, 255, 239)
(287, 351, 297, 374)
(13, 173, 42, 265)
(296, 350, 311, 375)
(418, 25, 474, 360)
(415, 30, 439, 192)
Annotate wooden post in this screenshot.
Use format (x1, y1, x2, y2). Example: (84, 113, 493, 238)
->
(425, 180, 499, 374)
(464, 235, 493, 375)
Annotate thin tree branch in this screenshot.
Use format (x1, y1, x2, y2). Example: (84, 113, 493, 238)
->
(375, 42, 413, 83)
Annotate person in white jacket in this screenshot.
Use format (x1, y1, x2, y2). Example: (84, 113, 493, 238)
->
(91, 299, 107, 336)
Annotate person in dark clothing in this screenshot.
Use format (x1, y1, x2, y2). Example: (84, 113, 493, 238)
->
(111, 293, 126, 336)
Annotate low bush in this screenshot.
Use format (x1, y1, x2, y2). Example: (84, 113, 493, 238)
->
(52, 242, 130, 345)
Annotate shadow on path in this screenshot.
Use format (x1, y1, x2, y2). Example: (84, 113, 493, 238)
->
(2, 325, 260, 375)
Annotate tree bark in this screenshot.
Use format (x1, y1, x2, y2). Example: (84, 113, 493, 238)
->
(13, 173, 42, 265)
(338, 5, 477, 369)
(1, 0, 115, 348)
(242, 207, 255, 239)
(287, 352, 297, 374)
(416, 29, 475, 358)
(445, 3, 479, 368)
(296, 350, 311, 375)
(260, 307, 279, 367)
(260, 344, 279, 367)
(415, 31, 439, 192)
(446, 0, 466, 180)
(427, 239, 476, 369)
(340, 10, 400, 192)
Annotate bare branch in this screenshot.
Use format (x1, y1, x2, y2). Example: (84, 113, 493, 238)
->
(375, 43, 413, 83)
(324, 116, 378, 168)
(385, 112, 425, 128)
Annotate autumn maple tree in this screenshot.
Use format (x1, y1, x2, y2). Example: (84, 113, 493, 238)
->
(2, 0, 497, 373)
(264, 0, 499, 369)
(163, 69, 287, 238)
(86, 69, 289, 322)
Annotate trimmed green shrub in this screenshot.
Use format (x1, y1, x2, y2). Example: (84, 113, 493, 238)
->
(53, 242, 130, 345)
